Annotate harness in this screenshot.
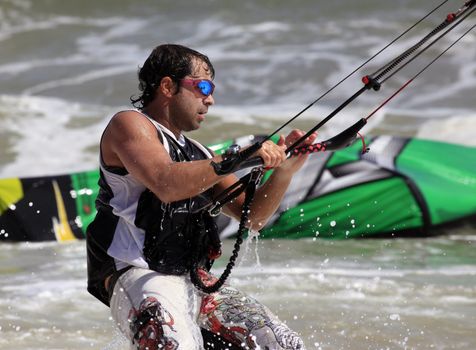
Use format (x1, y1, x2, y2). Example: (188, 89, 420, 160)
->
(135, 133, 221, 276)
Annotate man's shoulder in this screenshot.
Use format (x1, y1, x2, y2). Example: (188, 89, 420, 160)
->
(103, 110, 158, 144)
(111, 109, 143, 122)
(109, 110, 154, 129)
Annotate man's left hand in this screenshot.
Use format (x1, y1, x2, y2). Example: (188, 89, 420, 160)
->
(277, 130, 317, 173)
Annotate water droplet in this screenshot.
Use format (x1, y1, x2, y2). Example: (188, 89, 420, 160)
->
(389, 313, 400, 321)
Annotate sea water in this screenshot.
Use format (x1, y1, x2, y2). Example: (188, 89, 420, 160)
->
(1, 234, 476, 349)
(0, 0, 475, 349)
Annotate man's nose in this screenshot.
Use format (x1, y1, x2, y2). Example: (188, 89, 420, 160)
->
(203, 94, 214, 106)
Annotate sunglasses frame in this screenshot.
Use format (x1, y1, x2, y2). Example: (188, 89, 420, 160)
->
(181, 78, 215, 97)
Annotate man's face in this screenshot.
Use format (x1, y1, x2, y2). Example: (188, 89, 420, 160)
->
(169, 59, 215, 133)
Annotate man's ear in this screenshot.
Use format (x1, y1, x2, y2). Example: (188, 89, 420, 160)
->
(159, 76, 177, 97)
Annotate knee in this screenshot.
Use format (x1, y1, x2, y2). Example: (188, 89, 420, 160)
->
(128, 296, 179, 350)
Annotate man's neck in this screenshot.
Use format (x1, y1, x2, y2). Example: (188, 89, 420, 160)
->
(142, 106, 181, 139)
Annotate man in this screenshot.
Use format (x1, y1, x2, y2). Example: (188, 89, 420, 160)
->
(87, 44, 316, 350)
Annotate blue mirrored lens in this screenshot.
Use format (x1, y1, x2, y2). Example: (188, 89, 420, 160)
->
(197, 80, 213, 96)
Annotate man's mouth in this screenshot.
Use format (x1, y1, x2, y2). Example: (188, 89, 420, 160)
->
(198, 111, 207, 121)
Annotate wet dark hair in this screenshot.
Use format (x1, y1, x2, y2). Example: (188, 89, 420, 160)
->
(130, 44, 215, 109)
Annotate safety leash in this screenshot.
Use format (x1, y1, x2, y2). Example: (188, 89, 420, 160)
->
(190, 168, 263, 293)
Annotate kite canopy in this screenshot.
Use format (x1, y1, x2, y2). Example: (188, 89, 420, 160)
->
(1, 135, 475, 242)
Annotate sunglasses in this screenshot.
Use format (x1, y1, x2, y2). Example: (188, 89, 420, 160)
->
(181, 79, 215, 97)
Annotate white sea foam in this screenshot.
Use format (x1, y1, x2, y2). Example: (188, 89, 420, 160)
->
(0, 94, 113, 177)
(22, 65, 133, 95)
(0, 13, 124, 42)
(417, 114, 476, 146)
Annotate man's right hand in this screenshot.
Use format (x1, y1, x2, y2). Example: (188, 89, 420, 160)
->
(252, 139, 287, 169)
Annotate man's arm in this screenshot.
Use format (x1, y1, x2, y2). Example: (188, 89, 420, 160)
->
(102, 111, 227, 203)
(219, 168, 294, 231)
(102, 110, 289, 204)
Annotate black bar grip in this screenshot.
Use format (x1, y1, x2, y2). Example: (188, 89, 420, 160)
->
(211, 142, 263, 175)
(290, 142, 327, 156)
(235, 156, 264, 171)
